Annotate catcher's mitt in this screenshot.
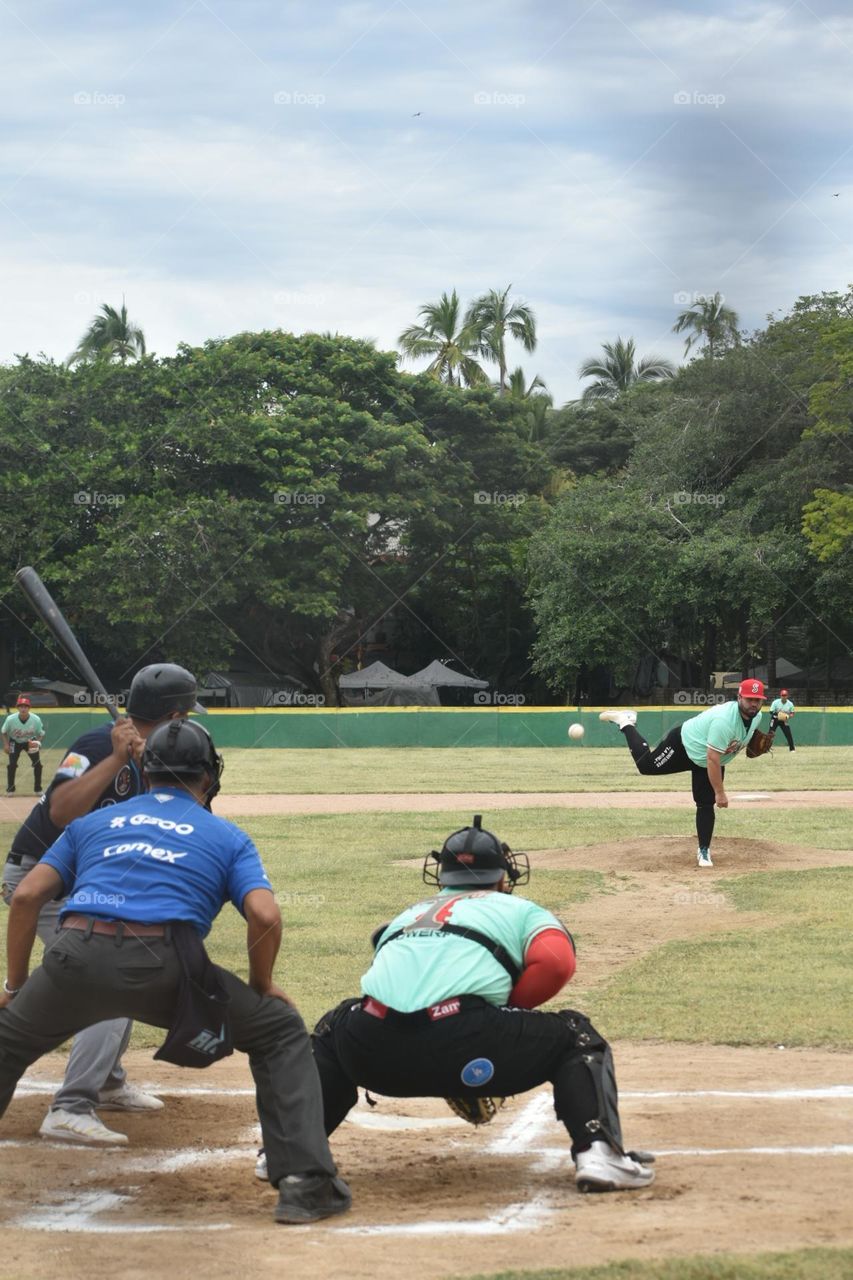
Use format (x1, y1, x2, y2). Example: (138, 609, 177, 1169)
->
(445, 1095, 505, 1125)
(747, 729, 775, 758)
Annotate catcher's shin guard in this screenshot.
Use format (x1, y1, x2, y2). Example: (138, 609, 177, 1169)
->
(555, 1010, 626, 1155)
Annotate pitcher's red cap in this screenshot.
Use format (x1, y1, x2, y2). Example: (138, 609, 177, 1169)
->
(738, 679, 765, 698)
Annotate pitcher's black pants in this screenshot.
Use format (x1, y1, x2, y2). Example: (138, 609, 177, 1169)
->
(620, 723, 724, 848)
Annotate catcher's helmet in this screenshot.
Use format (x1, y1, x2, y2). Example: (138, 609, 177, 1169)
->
(142, 719, 224, 801)
(423, 815, 530, 892)
(127, 663, 205, 721)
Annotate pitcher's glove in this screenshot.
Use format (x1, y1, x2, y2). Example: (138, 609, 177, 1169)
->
(445, 1096, 505, 1125)
(747, 729, 775, 758)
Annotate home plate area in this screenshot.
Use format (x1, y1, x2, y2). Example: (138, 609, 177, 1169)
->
(1, 1043, 851, 1280)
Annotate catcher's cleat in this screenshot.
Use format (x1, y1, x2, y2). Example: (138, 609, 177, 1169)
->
(598, 710, 637, 730)
(697, 847, 713, 868)
(40, 1107, 128, 1146)
(274, 1173, 352, 1224)
(575, 1141, 655, 1193)
(255, 1148, 269, 1181)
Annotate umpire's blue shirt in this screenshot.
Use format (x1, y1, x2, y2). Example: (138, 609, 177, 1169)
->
(41, 787, 272, 937)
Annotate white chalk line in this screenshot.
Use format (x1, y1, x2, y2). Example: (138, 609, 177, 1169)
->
(15, 1081, 853, 1101)
(10, 1191, 232, 1234)
(333, 1197, 557, 1237)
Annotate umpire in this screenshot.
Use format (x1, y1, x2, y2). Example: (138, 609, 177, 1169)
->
(301, 817, 653, 1195)
(0, 719, 352, 1225)
(2, 663, 205, 1145)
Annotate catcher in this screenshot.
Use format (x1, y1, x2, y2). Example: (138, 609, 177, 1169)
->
(600, 678, 770, 868)
(258, 816, 654, 1194)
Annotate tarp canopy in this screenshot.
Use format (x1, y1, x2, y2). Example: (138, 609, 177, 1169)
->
(338, 661, 409, 689)
(340, 685, 440, 707)
(407, 660, 488, 689)
(720, 658, 804, 688)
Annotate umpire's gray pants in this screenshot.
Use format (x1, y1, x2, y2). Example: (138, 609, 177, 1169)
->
(0, 925, 337, 1188)
(2, 857, 128, 1114)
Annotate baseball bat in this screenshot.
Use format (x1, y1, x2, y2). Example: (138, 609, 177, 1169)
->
(15, 566, 120, 720)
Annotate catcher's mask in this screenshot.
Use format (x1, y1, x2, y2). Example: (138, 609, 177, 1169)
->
(143, 719, 224, 805)
(423, 814, 530, 893)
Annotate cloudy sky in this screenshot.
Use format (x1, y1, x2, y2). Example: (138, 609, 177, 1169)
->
(2, 0, 852, 403)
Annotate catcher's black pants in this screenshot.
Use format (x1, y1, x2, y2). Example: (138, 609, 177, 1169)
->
(621, 723, 723, 847)
(312, 996, 623, 1156)
(6, 742, 42, 793)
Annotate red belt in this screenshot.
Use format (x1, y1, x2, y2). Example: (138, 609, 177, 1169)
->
(362, 995, 465, 1022)
(61, 914, 168, 938)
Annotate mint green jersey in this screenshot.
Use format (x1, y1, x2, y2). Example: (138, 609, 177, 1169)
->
(363, 889, 565, 1012)
(770, 698, 795, 715)
(1, 712, 44, 743)
(679, 700, 760, 767)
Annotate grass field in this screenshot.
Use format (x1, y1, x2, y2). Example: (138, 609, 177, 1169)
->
(1, 747, 851, 1278)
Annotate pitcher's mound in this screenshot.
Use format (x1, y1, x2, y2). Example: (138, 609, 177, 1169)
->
(532, 836, 853, 874)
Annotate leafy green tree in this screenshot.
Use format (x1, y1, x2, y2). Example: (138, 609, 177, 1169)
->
(672, 292, 739, 359)
(397, 290, 487, 387)
(465, 285, 537, 394)
(578, 337, 675, 402)
(68, 300, 147, 365)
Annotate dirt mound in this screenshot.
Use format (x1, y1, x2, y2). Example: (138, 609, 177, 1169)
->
(532, 835, 853, 875)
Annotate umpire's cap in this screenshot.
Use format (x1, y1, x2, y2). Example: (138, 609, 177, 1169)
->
(127, 663, 205, 721)
(143, 720, 223, 795)
(423, 815, 530, 893)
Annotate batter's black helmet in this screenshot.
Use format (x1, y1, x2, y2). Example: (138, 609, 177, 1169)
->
(127, 663, 205, 721)
(142, 720, 224, 801)
(422, 815, 530, 892)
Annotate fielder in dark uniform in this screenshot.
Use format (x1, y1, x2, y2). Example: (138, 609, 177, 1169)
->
(284, 818, 653, 1195)
(1, 664, 203, 1144)
(600, 678, 766, 868)
(0, 719, 351, 1225)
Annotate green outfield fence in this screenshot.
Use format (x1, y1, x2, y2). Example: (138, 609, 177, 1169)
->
(29, 707, 853, 749)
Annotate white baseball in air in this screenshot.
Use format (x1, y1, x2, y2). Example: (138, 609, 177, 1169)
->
(568, 723, 585, 740)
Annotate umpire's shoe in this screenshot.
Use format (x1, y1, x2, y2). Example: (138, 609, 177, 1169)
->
(274, 1173, 352, 1224)
(575, 1142, 655, 1193)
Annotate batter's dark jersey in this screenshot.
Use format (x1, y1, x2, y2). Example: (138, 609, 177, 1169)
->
(10, 723, 144, 862)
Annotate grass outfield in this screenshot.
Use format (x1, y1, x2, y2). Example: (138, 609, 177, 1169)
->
(13, 745, 852, 794)
(467, 1247, 853, 1280)
(3, 804, 848, 1048)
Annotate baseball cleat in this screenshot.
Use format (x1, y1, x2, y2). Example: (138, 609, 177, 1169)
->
(98, 1082, 164, 1111)
(274, 1173, 352, 1224)
(697, 847, 713, 868)
(40, 1107, 129, 1146)
(575, 1141, 655, 1193)
(255, 1148, 269, 1181)
(598, 710, 637, 730)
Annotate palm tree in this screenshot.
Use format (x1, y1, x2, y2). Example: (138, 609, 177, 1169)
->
(397, 290, 487, 387)
(672, 292, 739, 359)
(68, 300, 147, 365)
(465, 285, 537, 394)
(506, 367, 552, 442)
(506, 367, 548, 400)
(578, 337, 676, 403)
